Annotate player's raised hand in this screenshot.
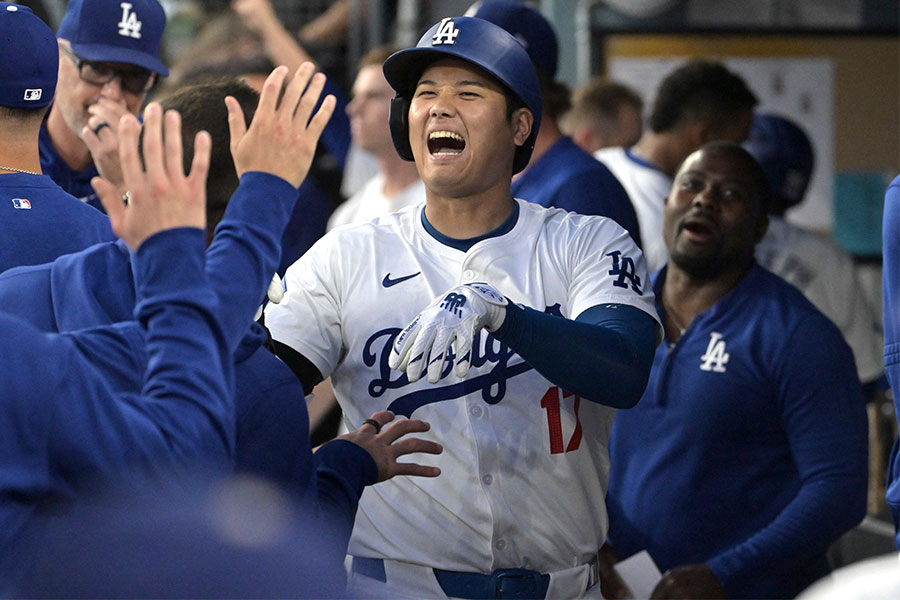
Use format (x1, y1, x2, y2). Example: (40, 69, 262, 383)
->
(389, 283, 508, 384)
(91, 103, 211, 252)
(338, 411, 442, 483)
(225, 62, 335, 188)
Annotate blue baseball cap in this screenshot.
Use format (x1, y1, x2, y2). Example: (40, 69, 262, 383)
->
(0, 2, 58, 108)
(470, 1, 558, 77)
(58, 0, 168, 76)
(744, 113, 814, 210)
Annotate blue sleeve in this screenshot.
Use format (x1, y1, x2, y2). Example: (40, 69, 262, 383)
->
(50, 227, 235, 482)
(234, 348, 376, 554)
(313, 439, 378, 553)
(881, 175, 900, 544)
(492, 302, 658, 408)
(706, 314, 868, 595)
(203, 171, 299, 350)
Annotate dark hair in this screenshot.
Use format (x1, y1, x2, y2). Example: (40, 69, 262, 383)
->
(158, 79, 259, 242)
(649, 60, 757, 133)
(0, 104, 50, 123)
(699, 140, 774, 217)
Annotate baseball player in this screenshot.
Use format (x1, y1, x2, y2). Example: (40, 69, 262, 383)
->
(560, 77, 644, 153)
(882, 174, 900, 548)
(0, 2, 113, 273)
(266, 16, 661, 599)
(594, 60, 758, 271)
(40, 0, 169, 208)
(605, 142, 868, 599)
(0, 69, 441, 558)
(0, 89, 239, 587)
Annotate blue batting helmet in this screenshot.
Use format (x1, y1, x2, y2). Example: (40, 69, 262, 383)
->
(382, 16, 542, 175)
(744, 113, 815, 211)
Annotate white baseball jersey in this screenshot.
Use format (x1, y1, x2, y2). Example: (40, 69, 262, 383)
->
(594, 146, 672, 272)
(755, 216, 883, 382)
(327, 174, 425, 231)
(266, 199, 658, 577)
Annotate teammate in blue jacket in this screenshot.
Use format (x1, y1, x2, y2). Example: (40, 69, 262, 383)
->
(604, 142, 868, 599)
(0, 70, 441, 549)
(881, 174, 900, 548)
(0, 2, 113, 273)
(0, 88, 233, 587)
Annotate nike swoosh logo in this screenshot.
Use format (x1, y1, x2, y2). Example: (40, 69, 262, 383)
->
(382, 272, 421, 287)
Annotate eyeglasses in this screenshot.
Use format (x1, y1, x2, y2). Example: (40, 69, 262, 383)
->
(61, 45, 156, 95)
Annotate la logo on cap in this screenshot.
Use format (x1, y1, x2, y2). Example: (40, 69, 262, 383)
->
(118, 2, 142, 39)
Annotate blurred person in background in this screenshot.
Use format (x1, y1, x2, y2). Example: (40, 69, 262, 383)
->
(561, 77, 644, 153)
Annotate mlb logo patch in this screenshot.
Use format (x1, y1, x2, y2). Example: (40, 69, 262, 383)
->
(23, 89, 42, 101)
(12, 198, 32, 209)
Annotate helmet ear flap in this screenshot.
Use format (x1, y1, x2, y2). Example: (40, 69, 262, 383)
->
(389, 95, 414, 161)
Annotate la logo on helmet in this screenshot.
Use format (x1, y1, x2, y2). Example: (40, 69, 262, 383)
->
(117, 2, 142, 39)
(432, 18, 459, 46)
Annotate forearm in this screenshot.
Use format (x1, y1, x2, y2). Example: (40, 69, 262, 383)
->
(707, 472, 866, 594)
(130, 227, 233, 462)
(492, 303, 657, 408)
(259, 16, 316, 72)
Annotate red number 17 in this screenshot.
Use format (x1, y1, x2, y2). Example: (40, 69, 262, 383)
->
(540, 386, 582, 454)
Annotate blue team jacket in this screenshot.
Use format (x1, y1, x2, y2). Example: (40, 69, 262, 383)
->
(608, 264, 868, 599)
(0, 228, 233, 586)
(0, 173, 114, 273)
(0, 173, 375, 548)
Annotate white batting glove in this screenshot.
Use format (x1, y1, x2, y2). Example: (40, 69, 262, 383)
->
(389, 282, 508, 384)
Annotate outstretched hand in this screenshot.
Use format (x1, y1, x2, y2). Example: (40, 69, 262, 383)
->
(91, 103, 211, 252)
(338, 410, 442, 483)
(225, 62, 335, 188)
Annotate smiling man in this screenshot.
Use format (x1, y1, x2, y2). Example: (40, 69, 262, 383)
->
(41, 0, 168, 209)
(266, 16, 661, 599)
(604, 142, 868, 599)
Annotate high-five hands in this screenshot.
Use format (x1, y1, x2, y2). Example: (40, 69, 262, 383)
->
(226, 62, 335, 188)
(338, 411, 442, 483)
(91, 103, 211, 251)
(389, 283, 508, 384)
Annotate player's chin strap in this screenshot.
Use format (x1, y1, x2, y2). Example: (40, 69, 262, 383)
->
(254, 273, 285, 323)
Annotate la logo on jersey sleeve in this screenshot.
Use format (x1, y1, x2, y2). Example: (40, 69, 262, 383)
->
(606, 250, 643, 295)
